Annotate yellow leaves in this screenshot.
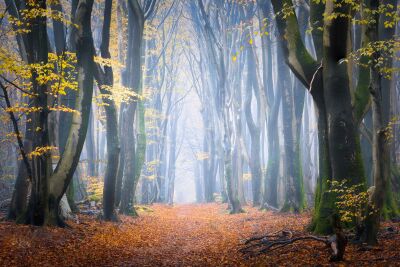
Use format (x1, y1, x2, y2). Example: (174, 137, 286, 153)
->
(144, 160, 160, 174)
(8, 5, 78, 35)
(49, 105, 80, 114)
(384, 20, 396, 29)
(0, 48, 31, 80)
(278, 2, 295, 19)
(94, 56, 124, 69)
(0, 50, 77, 97)
(232, 55, 237, 62)
(84, 176, 104, 202)
(350, 39, 400, 79)
(98, 84, 148, 107)
(134, 205, 154, 212)
(384, 116, 400, 142)
(328, 180, 371, 225)
(5, 105, 42, 115)
(143, 21, 159, 40)
(243, 173, 252, 181)
(5, 103, 77, 116)
(28, 146, 57, 159)
(195, 152, 210, 161)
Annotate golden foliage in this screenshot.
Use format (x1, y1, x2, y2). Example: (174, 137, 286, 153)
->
(84, 176, 104, 202)
(328, 180, 374, 225)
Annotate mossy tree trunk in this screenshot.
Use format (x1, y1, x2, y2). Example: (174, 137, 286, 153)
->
(270, 0, 367, 233)
(44, 0, 95, 226)
(119, 0, 144, 216)
(119, 0, 155, 215)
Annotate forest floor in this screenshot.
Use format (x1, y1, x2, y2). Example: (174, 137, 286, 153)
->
(0, 203, 399, 266)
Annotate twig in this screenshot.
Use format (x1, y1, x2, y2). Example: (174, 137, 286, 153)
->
(0, 80, 33, 182)
(0, 74, 36, 97)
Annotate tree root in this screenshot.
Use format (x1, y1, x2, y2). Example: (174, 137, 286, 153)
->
(240, 230, 347, 262)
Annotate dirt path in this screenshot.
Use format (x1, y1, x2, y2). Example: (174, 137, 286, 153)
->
(0, 204, 399, 266)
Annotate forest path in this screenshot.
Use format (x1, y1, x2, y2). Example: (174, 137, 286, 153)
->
(1, 204, 398, 266)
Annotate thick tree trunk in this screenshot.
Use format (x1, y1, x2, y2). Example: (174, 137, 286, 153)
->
(44, 0, 95, 226)
(25, 0, 52, 226)
(270, 0, 366, 234)
(309, 72, 333, 233)
(314, 1, 366, 234)
(119, 0, 145, 216)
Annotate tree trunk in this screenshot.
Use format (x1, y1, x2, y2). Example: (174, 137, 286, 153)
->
(362, 0, 397, 245)
(245, 49, 262, 207)
(25, 0, 52, 226)
(279, 51, 306, 213)
(93, 0, 120, 221)
(119, 0, 145, 216)
(44, 0, 95, 226)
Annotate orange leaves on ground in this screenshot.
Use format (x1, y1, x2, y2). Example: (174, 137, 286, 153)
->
(0, 204, 399, 266)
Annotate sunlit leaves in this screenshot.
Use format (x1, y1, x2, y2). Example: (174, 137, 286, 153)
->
(28, 146, 58, 159)
(7, 1, 78, 34)
(98, 84, 147, 107)
(84, 176, 104, 202)
(349, 39, 400, 78)
(328, 180, 373, 226)
(94, 56, 124, 69)
(385, 116, 400, 141)
(0, 50, 77, 97)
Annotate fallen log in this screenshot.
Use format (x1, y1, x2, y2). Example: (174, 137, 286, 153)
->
(240, 229, 347, 262)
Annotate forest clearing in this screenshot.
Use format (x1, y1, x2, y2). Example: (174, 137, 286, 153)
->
(1, 204, 400, 266)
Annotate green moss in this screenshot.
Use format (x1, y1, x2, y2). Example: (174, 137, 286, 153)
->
(382, 180, 400, 219)
(348, 136, 367, 188)
(312, 191, 336, 235)
(354, 59, 371, 124)
(310, 157, 331, 233)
